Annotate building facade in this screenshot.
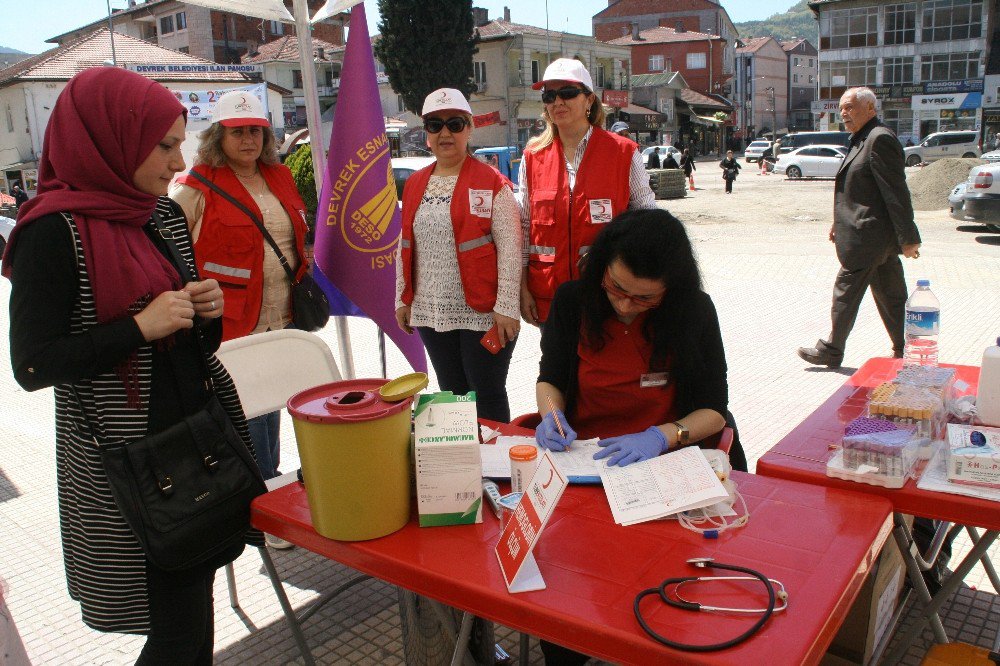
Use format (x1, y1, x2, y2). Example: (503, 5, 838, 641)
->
(734, 37, 790, 140)
(782, 38, 819, 131)
(809, 0, 993, 143)
(47, 0, 343, 65)
(607, 26, 726, 96)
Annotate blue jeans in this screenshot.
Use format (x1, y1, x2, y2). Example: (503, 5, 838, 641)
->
(247, 410, 281, 480)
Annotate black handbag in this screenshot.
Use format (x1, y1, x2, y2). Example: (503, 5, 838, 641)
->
(95, 213, 267, 571)
(187, 170, 330, 332)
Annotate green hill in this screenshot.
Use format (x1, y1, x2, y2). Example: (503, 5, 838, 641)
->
(733, 0, 818, 42)
(0, 46, 27, 54)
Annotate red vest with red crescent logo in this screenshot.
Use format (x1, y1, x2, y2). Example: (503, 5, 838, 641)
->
(399, 157, 507, 313)
(175, 162, 309, 341)
(524, 127, 633, 322)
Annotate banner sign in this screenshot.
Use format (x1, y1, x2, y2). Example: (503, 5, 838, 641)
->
(911, 92, 982, 111)
(473, 111, 501, 128)
(811, 99, 840, 113)
(602, 90, 628, 107)
(923, 78, 984, 94)
(169, 84, 267, 123)
(126, 63, 264, 74)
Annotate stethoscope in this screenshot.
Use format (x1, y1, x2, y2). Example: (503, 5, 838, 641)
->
(634, 558, 788, 652)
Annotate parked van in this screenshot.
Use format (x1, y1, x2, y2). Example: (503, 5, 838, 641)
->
(903, 131, 980, 166)
(776, 131, 851, 155)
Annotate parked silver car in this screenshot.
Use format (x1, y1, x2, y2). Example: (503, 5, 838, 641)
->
(950, 163, 1000, 232)
(904, 131, 980, 166)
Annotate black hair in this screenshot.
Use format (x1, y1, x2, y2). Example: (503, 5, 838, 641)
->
(579, 208, 703, 373)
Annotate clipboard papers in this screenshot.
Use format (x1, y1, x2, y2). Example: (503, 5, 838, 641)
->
(480, 436, 603, 484)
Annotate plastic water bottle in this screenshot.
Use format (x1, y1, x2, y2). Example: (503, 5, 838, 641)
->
(904, 279, 940, 367)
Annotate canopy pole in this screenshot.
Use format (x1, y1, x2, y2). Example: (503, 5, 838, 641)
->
(292, 0, 356, 379)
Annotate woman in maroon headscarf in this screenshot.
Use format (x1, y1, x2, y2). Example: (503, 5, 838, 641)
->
(4, 67, 253, 663)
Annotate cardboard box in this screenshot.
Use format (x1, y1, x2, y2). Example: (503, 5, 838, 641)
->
(413, 392, 483, 526)
(826, 516, 910, 665)
(947, 423, 1000, 489)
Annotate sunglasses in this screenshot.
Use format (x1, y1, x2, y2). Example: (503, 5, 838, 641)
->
(601, 270, 666, 309)
(541, 87, 587, 104)
(423, 116, 470, 134)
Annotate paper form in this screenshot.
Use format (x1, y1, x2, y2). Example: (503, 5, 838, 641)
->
(480, 436, 603, 481)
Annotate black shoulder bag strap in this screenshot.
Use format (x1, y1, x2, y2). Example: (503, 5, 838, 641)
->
(186, 170, 300, 285)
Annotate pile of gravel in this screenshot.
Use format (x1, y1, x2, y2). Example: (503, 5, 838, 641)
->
(907, 157, 986, 210)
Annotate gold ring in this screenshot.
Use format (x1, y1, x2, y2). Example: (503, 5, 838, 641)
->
(210, 300, 216, 309)
(915, 251, 920, 258)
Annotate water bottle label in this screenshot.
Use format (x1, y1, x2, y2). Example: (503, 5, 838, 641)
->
(906, 309, 939, 336)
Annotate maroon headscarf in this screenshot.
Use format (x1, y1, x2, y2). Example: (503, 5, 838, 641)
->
(3, 67, 186, 325)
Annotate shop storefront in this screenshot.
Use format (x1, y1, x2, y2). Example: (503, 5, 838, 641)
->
(912, 92, 982, 137)
(514, 101, 546, 150)
(617, 103, 665, 146)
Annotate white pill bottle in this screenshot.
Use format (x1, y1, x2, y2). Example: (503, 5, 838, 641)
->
(978, 337, 1000, 427)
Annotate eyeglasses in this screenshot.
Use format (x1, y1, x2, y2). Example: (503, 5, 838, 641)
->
(541, 87, 587, 104)
(601, 270, 666, 308)
(423, 116, 470, 134)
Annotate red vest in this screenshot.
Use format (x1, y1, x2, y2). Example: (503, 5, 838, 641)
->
(399, 157, 508, 313)
(176, 162, 309, 341)
(524, 127, 634, 322)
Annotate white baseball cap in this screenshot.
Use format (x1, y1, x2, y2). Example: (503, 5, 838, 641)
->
(212, 90, 270, 127)
(532, 58, 594, 91)
(421, 88, 473, 116)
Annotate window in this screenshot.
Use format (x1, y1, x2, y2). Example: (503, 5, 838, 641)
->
(160, 15, 174, 34)
(292, 69, 303, 88)
(809, 74, 815, 83)
(474, 61, 487, 87)
(597, 63, 606, 88)
(531, 60, 540, 84)
(5, 104, 13, 132)
(817, 148, 841, 157)
(793, 73, 799, 83)
(269, 20, 284, 36)
(883, 56, 914, 85)
(686, 52, 707, 69)
(397, 95, 404, 113)
(819, 6, 877, 49)
(176, 11, 186, 30)
(178, 46, 189, 54)
(883, 108, 914, 138)
(884, 3, 916, 44)
(649, 55, 665, 71)
(922, 0, 982, 42)
(808, 58, 814, 67)
(794, 57, 800, 66)
(920, 52, 979, 82)
(820, 59, 876, 98)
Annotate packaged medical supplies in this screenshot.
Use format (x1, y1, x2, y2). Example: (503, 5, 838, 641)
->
(946, 423, 1000, 490)
(414, 392, 483, 526)
(827, 416, 923, 488)
(868, 365, 956, 450)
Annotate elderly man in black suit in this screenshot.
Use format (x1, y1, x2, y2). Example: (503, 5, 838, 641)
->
(798, 87, 922, 368)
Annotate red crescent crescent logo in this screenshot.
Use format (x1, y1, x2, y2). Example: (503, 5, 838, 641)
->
(474, 195, 484, 206)
(541, 469, 554, 488)
(597, 203, 607, 214)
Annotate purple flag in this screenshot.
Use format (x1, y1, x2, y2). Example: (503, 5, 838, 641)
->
(315, 2, 426, 373)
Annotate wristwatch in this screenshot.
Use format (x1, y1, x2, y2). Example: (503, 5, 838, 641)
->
(672, 421, 690, 447)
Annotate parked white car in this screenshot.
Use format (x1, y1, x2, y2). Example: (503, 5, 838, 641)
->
(774, 145, 847, 179)
(391, 156, 435, 199)
(0, 215, 14, 258)
(903, 130, 980, 166)
(744, 140, 772, 163)
(954, 162, 1000, 232)
(640, 145, 682, 164)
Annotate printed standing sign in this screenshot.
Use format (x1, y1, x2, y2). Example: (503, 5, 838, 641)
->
(495, 451, 567, 593)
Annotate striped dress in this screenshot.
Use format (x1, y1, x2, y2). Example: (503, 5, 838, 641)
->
(42, 198, 253, 634)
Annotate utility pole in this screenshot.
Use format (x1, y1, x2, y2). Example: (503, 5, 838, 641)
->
(106, 0, 117, 65)
(766, 86, 776, 137)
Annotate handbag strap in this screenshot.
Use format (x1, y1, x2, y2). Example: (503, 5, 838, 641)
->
(186, 169, 299, 285)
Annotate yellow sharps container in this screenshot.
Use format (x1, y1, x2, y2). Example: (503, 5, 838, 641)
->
(288, 378, 416, 541)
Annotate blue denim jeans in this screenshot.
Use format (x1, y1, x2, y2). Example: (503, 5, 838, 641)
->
(247, 410, 281, 480)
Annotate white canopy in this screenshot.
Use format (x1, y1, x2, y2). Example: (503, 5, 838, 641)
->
(311, 0, 363, 24)
(179, 0, 293, 22)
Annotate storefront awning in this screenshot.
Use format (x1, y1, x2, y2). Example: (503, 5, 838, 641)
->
(695, 114, 724, 125)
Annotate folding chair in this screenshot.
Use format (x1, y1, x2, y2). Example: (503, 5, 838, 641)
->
(216, 329, 347, 666)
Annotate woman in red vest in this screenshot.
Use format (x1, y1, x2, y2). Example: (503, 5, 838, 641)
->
(171, 91, 308, 549)
(518, 58, 657, 326)
(395, 88, 521, 422)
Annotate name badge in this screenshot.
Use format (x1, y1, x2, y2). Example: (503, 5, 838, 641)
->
(588, 199, 613, 224)
(469, 190, 493, 218)
(640, 372, 670, 388)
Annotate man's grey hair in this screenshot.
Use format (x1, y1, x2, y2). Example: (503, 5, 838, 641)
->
(842, 87, 878, 109)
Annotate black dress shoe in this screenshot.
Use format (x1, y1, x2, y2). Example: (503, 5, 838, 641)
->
(798, 345, 844, 368)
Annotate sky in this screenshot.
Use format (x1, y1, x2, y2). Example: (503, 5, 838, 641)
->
(2, 0, 799, 55)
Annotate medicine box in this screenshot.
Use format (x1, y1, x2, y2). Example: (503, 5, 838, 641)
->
(414, 391, 483, 526)
(946, 423, 1000, 489)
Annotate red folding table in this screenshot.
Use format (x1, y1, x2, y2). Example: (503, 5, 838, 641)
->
(252, 423, 893, 665)
(757, 357, 1000, 663)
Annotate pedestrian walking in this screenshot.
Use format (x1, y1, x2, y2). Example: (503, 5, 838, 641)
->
(517, 58, 656, 325)
(610, 120, 632, 142)
(11, 183, 28, 207)
(395, 88, 522, 422)
(4, 67, 253, 662)
(759, 143, 773, 175)
(170, 91, 310, 551)
(798, 86, 921, 368)
(662, 152, 679, 170)
(679, 148, 696, 190)
(646, 146, 661, 169)
(719, 150, 741, 194)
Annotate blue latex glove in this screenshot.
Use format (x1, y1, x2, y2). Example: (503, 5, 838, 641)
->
(535, 409, 577, 452)
(593, 427, 668, 467)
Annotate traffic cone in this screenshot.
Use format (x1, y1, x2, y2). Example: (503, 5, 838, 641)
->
(688, 176, 695, 191)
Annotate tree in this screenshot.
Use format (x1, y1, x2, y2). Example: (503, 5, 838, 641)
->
(284, 144, 317, 243)
(374, 0, 477, 115)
